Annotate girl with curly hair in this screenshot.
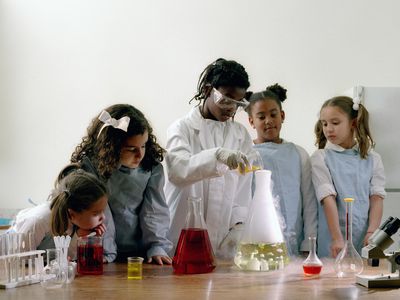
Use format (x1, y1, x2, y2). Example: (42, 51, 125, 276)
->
(71, 104, 172, 265)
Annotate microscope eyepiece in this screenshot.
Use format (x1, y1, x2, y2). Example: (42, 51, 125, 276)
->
(383, 217, 400, 236)
(379, 216, 394, 230)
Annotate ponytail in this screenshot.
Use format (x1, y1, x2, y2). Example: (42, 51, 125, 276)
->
(50, 191, 70, 235)
(314, 119, 327, 149)
(355, 104, 374, 158)
(49, 163, 107, 236)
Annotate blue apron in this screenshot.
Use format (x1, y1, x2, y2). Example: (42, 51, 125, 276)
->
(254, 142, 303, 255)
(317, 148, 372, 257)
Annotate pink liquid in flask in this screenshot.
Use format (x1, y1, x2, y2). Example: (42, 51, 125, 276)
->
(173, 228, 216, 274)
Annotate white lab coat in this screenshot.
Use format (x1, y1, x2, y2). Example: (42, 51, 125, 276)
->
(164, 107, 253, 258)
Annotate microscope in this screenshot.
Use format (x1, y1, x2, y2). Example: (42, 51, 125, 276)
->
(356, 216, 400, 288)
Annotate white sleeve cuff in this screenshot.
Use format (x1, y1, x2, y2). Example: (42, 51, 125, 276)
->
(315, 183, 337, 202)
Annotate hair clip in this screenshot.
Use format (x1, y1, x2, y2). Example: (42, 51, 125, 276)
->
(352, 96, 361, 111)
(97, 110, 130, 138)
(63, 189, 71, 197)
(352, 86, 364, 111)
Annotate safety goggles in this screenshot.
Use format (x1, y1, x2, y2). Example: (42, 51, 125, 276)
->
(211, 88, 249, 109)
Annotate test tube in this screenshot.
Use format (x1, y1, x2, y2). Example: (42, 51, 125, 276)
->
(7, 258, 11, 283)
(35, 256, 38, 277)
(21, 258, 26, 281)
(28, 257, 33, 279)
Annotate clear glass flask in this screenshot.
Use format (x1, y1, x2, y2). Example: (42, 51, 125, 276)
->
(234, 170, 289, 271)
(173, 197, 216, 274)
(239, 150, 264, 174)
(40, 249, 67, 289)
(334, 197, 364, 278)
(302, 236, 323, 276)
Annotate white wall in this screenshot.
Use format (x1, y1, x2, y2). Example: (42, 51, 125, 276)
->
(1, 0, 400, 209)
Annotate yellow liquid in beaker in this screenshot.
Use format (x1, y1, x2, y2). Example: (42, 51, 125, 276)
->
(238, 165, 261, 174)
(127, 261, 142, 279)
(234, 242, 290, 271)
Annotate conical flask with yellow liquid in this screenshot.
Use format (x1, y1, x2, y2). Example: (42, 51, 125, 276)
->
(234, 170, 289, 271)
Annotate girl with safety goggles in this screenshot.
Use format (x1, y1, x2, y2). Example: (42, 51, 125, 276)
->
(164, 58, 256, 260)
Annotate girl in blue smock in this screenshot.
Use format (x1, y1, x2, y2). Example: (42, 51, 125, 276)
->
(311, 96, 386, 258)
(246, 84, 318, 255)
(71, 104, 173, 265)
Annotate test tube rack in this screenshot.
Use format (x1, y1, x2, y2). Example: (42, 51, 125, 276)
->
(0, 249, 45, 289)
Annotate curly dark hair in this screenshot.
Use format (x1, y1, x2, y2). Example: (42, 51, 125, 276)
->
(189, 58, 250, 106)
(245, 83, 287, 114)
(71, 104, 164, 178)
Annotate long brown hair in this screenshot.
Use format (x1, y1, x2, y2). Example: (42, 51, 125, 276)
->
(315, 96, 374, 158)
(49, 164, 107, 235)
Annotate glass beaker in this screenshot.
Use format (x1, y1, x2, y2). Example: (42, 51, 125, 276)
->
(234, 170, 289, 271)
(127, 257, 144, 279)
(239, 150, 264, 174)
(172, 197, 216, 274)
(303, 236, 323, 276)
(334, 198, 363, 278)
(77, 235, 103, 275)
(40, 249, 66, 289)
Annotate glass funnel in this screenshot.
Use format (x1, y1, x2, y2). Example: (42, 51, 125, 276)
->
(302, 236, 323, 276)
(40, 249, 67, 289)
(234, 170, 289, 271)
(172, 197, 216, 274)
(334, 197, 364, 278)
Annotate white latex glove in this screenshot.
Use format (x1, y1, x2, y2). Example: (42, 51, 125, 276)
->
(218, 223, 244, 255)
(216, 148, 250, 172)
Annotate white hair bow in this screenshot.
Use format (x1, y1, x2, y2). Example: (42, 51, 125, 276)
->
(352, 86, 364, 111)
(97, 110, 130, 138)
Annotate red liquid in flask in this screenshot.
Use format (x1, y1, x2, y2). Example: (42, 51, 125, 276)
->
(303, 265, 322, 276)
(77, 244, 103, 275)
(173, 228, 216, 274)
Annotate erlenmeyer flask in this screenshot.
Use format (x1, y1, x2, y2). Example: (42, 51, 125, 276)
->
(172, 196, 216, 274)
(302, 236, 323, 276)
(334, 197, 364, 278)
(234, 170, 289, 271)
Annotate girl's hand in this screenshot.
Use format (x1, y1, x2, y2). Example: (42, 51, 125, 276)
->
(147, 255, 172, 265)
(330, 238, 344, 258)
(93, 223, 107, 236)
(363, 232, 374, 246)
(77, 228, 93, 237)
(76, 224, 106, 237)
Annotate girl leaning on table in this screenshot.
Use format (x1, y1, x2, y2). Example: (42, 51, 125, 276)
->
(71, 104, 173, 265)
(9, 163, 117, 263)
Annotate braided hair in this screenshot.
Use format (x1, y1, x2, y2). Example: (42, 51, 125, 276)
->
(189, 58, 250, 106)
